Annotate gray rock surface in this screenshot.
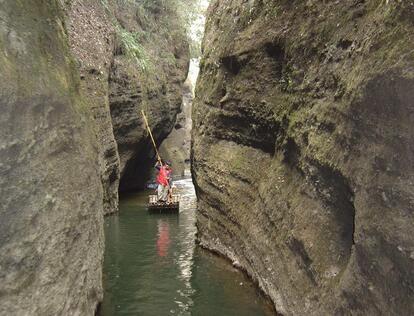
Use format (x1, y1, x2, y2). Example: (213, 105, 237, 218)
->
(65, 0, 190, 205)
(159, 81, 193, 177)
(109, 1, 190, 191)
(192, 1, 414, 315)
(66, 0, 121, 215)
(0, 0, 189, 314)
(0, 1, 104, 315)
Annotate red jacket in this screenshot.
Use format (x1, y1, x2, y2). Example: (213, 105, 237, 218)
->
(157, 166, 171, 186)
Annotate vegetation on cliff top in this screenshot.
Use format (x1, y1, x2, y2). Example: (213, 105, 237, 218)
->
(112, 0, 206, 71)
(115, 24, 151, 71)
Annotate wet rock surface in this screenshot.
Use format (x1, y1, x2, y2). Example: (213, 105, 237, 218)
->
(192, 1, 414, 315)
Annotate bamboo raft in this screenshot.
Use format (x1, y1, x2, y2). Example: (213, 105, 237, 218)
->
(148, 194, 180, 213)
(141, 109, 180, 214)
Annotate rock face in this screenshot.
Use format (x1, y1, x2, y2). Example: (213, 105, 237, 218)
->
(0, 2, 104, 315)
(0, 0, 189, 314)
(66, 0, 121, 215)
(192, 1, 414, 315)
(65, 0, 190, 205)
(109, 2, 190, 191)
(159, 80, 193, 177)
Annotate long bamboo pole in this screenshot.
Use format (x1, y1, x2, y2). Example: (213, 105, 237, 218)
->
(141, 110, 162, 165)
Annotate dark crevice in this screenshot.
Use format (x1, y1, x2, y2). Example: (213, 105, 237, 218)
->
(306, 159, 356, 250)
(220, 55, 243, 75)
(264, 41, 285, 60)
(95, 303, 101, 316)
(318, 121, 336, 133)
(282, 137, 300, 168)
(211, 110, 278, 155)
(117, 122, 172, 192)
(264, 41, 286, 76)
(228, 170, 253, 185)
(286, 237, 318, 285)
(118, 141, 153, 192)
(337, 39, 353, 50)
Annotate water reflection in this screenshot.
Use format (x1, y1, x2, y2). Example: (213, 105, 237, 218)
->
(101, 177, 274, 316)
(156, 220, 170, 257)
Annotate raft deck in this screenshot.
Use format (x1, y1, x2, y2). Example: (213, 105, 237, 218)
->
(148, 194, 180, 213)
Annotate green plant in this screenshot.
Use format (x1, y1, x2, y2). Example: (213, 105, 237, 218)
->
(114, 0, 208, 68)
(115, 25, 153, 71)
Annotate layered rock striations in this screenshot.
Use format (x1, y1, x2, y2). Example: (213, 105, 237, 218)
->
(192, 1, 414, 315)
(0, 2, 104, 315)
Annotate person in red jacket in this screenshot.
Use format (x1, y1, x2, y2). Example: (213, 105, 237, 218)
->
(155, 161, 172, 203)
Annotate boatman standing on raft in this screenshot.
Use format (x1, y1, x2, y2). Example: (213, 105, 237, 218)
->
(155, 161, 172, 203)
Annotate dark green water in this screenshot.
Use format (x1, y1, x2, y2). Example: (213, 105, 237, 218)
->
(101, 178, 274, 316)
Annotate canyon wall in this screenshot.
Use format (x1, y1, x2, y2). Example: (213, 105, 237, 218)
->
(66, 0, 190, 204)
(109, 1, 190, 192)
(0, 0, 189, 314)
(66, 0, 121, 215)
(0, 2, 104, 314)
(159, 80, 193, 177)
(192, 1, 414, 315)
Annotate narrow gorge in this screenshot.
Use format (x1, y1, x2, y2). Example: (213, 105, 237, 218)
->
(0, 0, 413, 315)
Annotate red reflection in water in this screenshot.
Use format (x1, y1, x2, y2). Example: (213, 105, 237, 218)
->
(157, 220, 170, 257)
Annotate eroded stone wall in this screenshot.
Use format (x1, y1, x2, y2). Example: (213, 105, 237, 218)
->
(192, 1, 414, 314)
(0, 0, 189, 314)
(0, 2, 104, 314)
(66, 0, 121, 215)
(109, 1, 190, 191)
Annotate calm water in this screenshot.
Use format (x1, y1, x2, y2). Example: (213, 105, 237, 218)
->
(101, 178, 274, 316)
